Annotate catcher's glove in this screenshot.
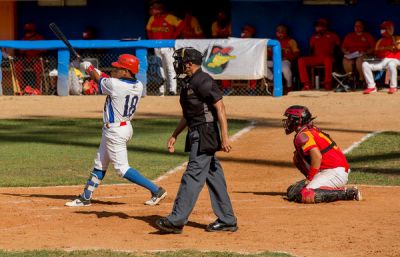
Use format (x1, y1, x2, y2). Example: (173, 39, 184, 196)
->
(293, 150, 310, 177)
(286, 179, 306, 202)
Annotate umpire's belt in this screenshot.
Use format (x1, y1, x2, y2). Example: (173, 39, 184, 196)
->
(104, 121, 129, 128)
(188, 122, 215, 132)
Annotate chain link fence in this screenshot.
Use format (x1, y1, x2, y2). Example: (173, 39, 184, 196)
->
(1, 48, 274, 96)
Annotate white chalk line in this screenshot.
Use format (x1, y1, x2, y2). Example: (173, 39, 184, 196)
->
(343, 131, 383, 154)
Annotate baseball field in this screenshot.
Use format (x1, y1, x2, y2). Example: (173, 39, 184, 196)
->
(0, 92, 399, 257)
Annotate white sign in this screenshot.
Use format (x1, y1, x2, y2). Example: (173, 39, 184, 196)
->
(175, 38, 268, 80)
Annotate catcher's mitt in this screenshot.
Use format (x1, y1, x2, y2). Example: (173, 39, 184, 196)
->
(293, 150, 310, 177)
(286, 179, 306, 202)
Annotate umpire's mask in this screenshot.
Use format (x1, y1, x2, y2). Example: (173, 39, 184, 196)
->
(173, 47, 203, 78)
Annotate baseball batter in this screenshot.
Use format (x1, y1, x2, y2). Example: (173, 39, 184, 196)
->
(66, 54, 167, 207)
(283, 105, 362, 204)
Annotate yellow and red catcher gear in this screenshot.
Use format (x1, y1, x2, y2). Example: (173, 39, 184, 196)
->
(112, 54, 139, 74)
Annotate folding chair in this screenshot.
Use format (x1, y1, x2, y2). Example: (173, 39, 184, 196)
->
(332, 72, 353, 92)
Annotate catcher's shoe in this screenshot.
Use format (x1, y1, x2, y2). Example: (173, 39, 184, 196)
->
(354, 187, 363, 201)
(144, 187, 167, 206)
(65, 196, 91, 207)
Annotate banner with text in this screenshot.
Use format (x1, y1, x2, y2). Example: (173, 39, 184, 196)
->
(175, 38, 268, 80)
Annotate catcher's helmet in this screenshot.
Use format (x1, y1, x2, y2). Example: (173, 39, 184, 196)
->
(112, 54, 139, 74)
(173, 47, 203, 76)
(282, 105, 314, 134)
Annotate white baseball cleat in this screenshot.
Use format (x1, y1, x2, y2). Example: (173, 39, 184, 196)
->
(355, 187, 363, 201)
(144, 187, 167, 206)
(65, 196, 91, 207)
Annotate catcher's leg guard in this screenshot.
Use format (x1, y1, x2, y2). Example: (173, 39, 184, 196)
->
(82, 168, 106, 200)
(312, 187, 361, 203)
(286, 179, 307, 202)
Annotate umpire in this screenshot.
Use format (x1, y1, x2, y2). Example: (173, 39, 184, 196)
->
(155, 47, 237, 234)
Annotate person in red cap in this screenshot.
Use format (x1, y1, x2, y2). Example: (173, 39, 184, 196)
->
(266, 24, 300, 94)
(362, 36, 400, 94)
(375, 21, 397, 59)
(297, 18, 341, 91)
(65, 54, 167, 207)
(342, 19, 376, 86)
(15, 22, 46, 91)
(146, 0, 184, 96)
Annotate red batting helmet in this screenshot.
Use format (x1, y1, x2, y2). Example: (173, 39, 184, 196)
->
(282, 105, 315, 134)
(112, 54, 139, 74)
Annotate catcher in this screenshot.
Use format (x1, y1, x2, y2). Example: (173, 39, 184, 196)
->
(283, 105, 362, 203)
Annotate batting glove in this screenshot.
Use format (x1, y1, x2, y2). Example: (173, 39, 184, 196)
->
(80, 61, 101, 76)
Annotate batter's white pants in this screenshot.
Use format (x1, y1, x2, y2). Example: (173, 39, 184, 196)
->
(266, 60, 292, 88)
(154, 48, 177, 94)
(93, 123, 133, 177)
(306, 167, 349, 189)
(362, 58, 400, 89)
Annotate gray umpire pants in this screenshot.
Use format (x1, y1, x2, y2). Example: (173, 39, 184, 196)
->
(167, 130, 237, 227)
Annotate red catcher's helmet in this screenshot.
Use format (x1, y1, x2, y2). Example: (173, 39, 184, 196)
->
(112, 54, 139, 74)
(282, 105, 314, 134)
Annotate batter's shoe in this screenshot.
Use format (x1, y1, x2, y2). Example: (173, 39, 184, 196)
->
(388, 87, 397, 94)
(363, 87, 377, 94)
(206, 219, 238, 232)
(65, 196, 91, 207)
(144, 187, 167, 206)
(156, 217, 183, 234)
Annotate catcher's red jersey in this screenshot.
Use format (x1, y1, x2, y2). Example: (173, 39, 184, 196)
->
(294, 126, 349, 171)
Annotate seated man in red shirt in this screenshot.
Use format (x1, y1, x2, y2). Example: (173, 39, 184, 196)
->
(342, 19, 375, 86)
(375, 21, 397, 59)
(362, 36, 400, 94)
(297, 18, 341, 91)
(283, 105, 362, 204)
(15, 23, 46, 90)
(146, 1, 184, 96)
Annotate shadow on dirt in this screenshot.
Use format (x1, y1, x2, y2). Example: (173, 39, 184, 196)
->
(1, 193, 125, 205)
(234, 191, 286, 196)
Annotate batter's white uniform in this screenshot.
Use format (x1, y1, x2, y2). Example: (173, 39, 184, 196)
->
(94, 77, 143, 177)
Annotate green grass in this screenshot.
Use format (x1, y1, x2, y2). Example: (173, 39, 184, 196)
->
(0, 118, 247, 187)
(346, 131, 400, 186)
(0, 250, 293, 257)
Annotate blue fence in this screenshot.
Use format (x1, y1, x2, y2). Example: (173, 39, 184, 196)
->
(0, 39, 282, 97)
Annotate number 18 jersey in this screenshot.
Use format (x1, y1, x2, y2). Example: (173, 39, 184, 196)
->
(99, 77, 143, 124)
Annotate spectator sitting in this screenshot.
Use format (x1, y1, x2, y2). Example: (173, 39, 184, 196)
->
(146, 0, 184, 96)
(240, 24, 259, 95)
(211, 9, 232, 95)
(297, 18, 341, 91)
(15, 22, 46, 91)
(266, 24, 300, 94)
(374, 21, 398, 87)
(362, 36, 400, 94)
(342, 19, 375, 88)
(375, 21, 397, 59)
(180, 9, 204, 39)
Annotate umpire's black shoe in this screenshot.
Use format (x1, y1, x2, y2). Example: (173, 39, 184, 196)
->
(156, 217, 183, 234)
(206, 219, 238, 232)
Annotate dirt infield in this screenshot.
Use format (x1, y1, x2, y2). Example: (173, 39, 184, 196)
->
(0, 92, 400, 257)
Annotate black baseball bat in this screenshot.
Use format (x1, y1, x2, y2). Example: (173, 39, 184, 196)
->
(49, 22, 82, 61)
